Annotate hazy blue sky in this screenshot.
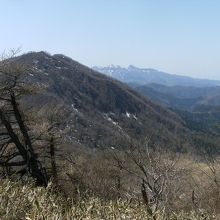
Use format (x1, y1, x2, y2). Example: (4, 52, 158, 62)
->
(0, 0, 220, 80)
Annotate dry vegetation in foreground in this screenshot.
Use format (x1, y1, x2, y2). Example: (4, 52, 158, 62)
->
(0, 179, 216, 220)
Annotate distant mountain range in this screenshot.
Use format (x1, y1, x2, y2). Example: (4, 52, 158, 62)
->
(93, 65, 220, 137)
(93, 65, 220, 87)
(132, 83, 220, 134)
(133, 83, 220, 110)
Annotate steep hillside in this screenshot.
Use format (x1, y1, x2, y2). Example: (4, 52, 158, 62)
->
(94, 65, 220, 135)
(9, 51, 191, 151)
(132, 84, 201, 110)
(131, 83, 220, 136)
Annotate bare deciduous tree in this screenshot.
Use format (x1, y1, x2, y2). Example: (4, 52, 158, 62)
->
(111, 139, 180, 219)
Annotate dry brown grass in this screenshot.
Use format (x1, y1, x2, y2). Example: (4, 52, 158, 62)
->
(0, 179, 218, 220)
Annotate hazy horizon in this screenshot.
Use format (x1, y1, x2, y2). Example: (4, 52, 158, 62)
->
(1, 0, 220, 80)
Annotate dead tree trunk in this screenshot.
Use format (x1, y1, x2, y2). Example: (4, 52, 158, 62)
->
(0, 107, 48, 186)
(10, 93, 48, 186)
